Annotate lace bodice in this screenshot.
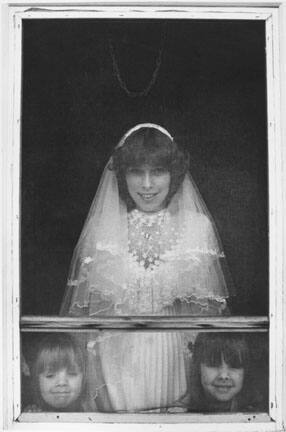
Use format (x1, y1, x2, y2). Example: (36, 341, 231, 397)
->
(64, 210, 228, 316)
(122, 209, 182, 313)
(127, 209, 181, 271)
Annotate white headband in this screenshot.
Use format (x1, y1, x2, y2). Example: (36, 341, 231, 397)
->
(117, 123, 173, 148)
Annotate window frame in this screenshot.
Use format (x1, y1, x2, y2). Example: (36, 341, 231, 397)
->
(1, 1, 286, 431)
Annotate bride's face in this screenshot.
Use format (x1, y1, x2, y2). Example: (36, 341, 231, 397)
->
(126, 164, 171, 213)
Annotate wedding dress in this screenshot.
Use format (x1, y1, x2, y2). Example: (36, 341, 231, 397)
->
(60, 123, 232, 412)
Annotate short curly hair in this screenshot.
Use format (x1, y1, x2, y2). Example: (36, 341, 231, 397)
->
(111, 127, 189, 211)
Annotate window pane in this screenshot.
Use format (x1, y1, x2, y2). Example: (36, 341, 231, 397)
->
(21, 331, 268, 414)
(21, 19, 268, 317)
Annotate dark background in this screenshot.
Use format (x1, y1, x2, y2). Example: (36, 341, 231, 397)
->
(21, 19, 268, 316)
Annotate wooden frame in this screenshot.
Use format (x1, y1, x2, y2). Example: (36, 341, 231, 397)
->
(21, 316, 269, 331)
(1, 1, 286, 431)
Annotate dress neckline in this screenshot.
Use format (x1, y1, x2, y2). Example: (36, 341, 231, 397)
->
(128, 208, 168, 227)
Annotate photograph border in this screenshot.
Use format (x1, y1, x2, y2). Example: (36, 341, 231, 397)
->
(1, 1, 286, 431)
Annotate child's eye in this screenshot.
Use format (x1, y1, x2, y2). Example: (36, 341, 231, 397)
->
(204, 361, 220, 368)
(45, 373, 55, 378)
(227, 362, 242, 369)
(229, 366, 243, 372)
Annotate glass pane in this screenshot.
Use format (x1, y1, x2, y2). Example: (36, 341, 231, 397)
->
(21, 331, 268, 414)
(21, 19, 268, 317)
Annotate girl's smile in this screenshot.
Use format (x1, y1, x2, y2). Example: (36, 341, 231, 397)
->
(200, 357, 244, 403)
(39, 367, 83, 409)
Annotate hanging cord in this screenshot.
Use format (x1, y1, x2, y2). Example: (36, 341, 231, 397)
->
(108, 24, 167, 98)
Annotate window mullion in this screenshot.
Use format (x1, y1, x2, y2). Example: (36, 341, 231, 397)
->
(20, 315, 269, 332)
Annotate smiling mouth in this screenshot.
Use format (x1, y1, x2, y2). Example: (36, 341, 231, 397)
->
(138, 193, 158, 200)
(214, 385, 233, 392)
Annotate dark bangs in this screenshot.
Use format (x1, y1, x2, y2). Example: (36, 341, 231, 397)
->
(194, 333, 250, 370)
(116, 127, 174, 170)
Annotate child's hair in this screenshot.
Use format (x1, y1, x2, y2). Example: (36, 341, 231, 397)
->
(193, 332, 250, 370)
(112, 127, 189, 210)
(30, 333, 86, 411)
(189, 333, 251, 412)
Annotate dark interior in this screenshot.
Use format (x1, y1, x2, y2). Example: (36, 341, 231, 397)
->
(21, 19, 268, 316)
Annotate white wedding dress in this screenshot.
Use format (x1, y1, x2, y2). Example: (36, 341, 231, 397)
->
(60, 124, 231, 412)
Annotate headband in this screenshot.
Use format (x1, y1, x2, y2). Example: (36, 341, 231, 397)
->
(117, 123, 173, 148)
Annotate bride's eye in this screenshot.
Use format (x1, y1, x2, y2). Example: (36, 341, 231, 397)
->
(152, 167, 168, 176)
(127, 167, 142, 176)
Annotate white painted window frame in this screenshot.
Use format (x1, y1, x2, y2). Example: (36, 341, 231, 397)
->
(1, 1, 286, 431)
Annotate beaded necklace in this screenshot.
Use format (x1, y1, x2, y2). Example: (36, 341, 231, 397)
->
(128, 209, 172, 270)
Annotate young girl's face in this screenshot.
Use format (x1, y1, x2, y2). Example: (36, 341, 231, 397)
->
(126, 164, 171, 213)
(200, 356, 244, 403)
(39, 365, 83, 409)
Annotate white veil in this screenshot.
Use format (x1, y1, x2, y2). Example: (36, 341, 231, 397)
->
(60, 123, 233, 317)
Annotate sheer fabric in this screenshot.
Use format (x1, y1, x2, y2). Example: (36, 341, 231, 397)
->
(60, 170, 229, 316)
(60, 123, 232, 411)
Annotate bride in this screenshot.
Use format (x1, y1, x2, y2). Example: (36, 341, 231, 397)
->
(60, 123, 232, 412)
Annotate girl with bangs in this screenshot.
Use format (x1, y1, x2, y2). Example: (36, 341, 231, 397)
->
(60, 124, 233, 412)
(25, 334, 86, 412)
(188, 333, 264, 412)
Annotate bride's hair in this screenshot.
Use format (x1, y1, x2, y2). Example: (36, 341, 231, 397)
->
(112, 127, 189, 210)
